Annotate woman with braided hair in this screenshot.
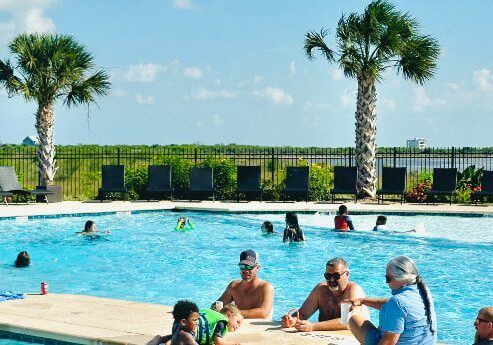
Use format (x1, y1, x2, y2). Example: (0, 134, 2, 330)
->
(343, 256, 437, 345)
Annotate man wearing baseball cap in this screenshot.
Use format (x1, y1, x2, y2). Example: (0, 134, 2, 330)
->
(213, 249, 274, 319)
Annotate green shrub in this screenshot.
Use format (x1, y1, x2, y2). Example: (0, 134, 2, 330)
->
(309, 163, 333, 201)
(202, 156, 237, 200)
(125, 166, 148, 199)
(157, 156, 194, 198)
(79, 171, 100, 199)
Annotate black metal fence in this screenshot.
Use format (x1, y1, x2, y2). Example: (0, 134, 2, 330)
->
(1, 145, 493, 200)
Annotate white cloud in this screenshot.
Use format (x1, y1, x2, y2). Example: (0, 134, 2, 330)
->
(112, 89, 127, 98)
(184, 67, 203, 79)
(340, 89, 353, 108)
(24, 7, 55, 33)
(135, 94, 155, 105)
(212, 113, 224, 127)
(170, 0, 197, 10)
(289, 62, 296, 77)
(413, 87, 445, 111)
(381, 97, 396, 111)
(447, 82, 464, 91)
(193, 89, 238, 100)
(253, 87, 293, 105)
(123, 63, 166, 83)
(473, 69, 493, 93)
(330, 68, 343, 81)
(0, 0, 55, 46)
(253, 75, 264, 84)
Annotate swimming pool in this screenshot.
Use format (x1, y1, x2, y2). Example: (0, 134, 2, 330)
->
(1, 210, 492, 344)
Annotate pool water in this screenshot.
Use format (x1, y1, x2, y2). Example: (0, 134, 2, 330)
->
(1, 211, 492, 344)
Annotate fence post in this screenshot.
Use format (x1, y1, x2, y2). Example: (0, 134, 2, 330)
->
(451, 147, 455, 168)
(348, 147, 353, 167)
(271, 147, 275, 182)
(393, 147, 397, 168)
(194, 147, 198, 165)
(117, 147, 120, 165)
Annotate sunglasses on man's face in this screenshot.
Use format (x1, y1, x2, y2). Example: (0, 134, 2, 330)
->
(238, 263, 256, 271)
(324, 271, 348, 281)
(476, 317, 493, 324)
(385, 275, 392, 283)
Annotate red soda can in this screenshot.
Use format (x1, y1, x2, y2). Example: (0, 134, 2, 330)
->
(41, 282, 48, 295)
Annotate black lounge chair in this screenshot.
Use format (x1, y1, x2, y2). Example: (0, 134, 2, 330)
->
(282, 166, 310, 202)
(473, 170, 493, 204)
(189, 167, 214, 201)
(331, 166, 357, 203)
(426, 168, 457, 205)
(146, 165, 173, 200)
(98, 165, 127, 201)
(236, 166, 262, 202)
(376, 167, 407, 204)
(0, 166, 52, 204)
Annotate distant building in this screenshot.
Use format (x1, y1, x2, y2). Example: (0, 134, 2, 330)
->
(22, 136, 39, 146)
(406, 138, 427, 149)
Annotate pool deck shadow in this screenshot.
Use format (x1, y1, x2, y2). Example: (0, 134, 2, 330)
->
(0, 294, 359, 345)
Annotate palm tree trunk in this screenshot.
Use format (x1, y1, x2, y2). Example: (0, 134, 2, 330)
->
(355, 76, 377, 198)
(35, 103, 57, 186)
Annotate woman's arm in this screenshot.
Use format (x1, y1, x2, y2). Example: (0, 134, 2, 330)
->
(378, 332, 400, 345)
(343, 297, 389, 311)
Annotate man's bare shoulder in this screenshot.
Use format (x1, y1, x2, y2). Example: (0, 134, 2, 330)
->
(346, 281, 365, 296)
(257, 279, 274, 290)
(228, 279, 243, 289)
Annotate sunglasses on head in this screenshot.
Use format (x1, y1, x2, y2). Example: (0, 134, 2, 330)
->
(324, 271, 348, 281)
(238, 263, 256, 271)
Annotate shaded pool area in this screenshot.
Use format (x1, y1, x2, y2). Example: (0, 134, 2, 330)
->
(1, 210, 492, 344)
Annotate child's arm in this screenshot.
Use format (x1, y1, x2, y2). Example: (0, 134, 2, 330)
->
(347, 216, 355, 231)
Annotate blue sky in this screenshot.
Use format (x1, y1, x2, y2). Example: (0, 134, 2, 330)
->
(1, 0, 493, 147)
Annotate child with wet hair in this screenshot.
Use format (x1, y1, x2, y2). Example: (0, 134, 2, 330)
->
(283, 212, 305, 243)
(14, 251, 30, 268)
(163, 302, 243, 345)
(171, 300, 200, 345)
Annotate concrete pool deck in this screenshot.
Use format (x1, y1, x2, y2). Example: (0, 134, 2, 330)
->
(1, 200, 493, 219)
(0, 294, 357, 345)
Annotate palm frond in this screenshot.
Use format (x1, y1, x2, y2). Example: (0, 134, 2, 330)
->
(6, 33, 111, 104)
(304, 28, 335, 62)
(397, 35, 440, 85)
(64, 69, 111, 107)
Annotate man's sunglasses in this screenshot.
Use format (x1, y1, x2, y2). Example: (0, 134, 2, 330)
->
(238, 263, 256, 271)
(476, 317, 493, 324)
(324, 271, 348, 281)
(385, 275, 392, 283)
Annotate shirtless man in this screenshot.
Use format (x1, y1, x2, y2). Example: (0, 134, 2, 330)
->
(214, 250, 274, 319)
(282, 257, 367, 332)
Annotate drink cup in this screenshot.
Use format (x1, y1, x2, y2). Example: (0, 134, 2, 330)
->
(340, 302, 351, 325)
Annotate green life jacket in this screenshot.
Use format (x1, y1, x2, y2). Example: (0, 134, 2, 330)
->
(195, 308, 229, 345)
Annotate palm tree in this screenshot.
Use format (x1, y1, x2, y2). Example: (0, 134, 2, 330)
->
(0, 33, 110, 186)
(304, 0, 439, 198)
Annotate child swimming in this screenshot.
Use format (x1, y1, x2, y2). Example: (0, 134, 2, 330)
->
(176, 217, 194, 231)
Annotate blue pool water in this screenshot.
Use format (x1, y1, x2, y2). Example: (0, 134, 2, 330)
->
(1, 211, 492, 344)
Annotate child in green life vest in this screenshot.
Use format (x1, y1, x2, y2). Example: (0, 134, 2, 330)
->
(163, 302, 243, 345)
(195, 303, 243, 345)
